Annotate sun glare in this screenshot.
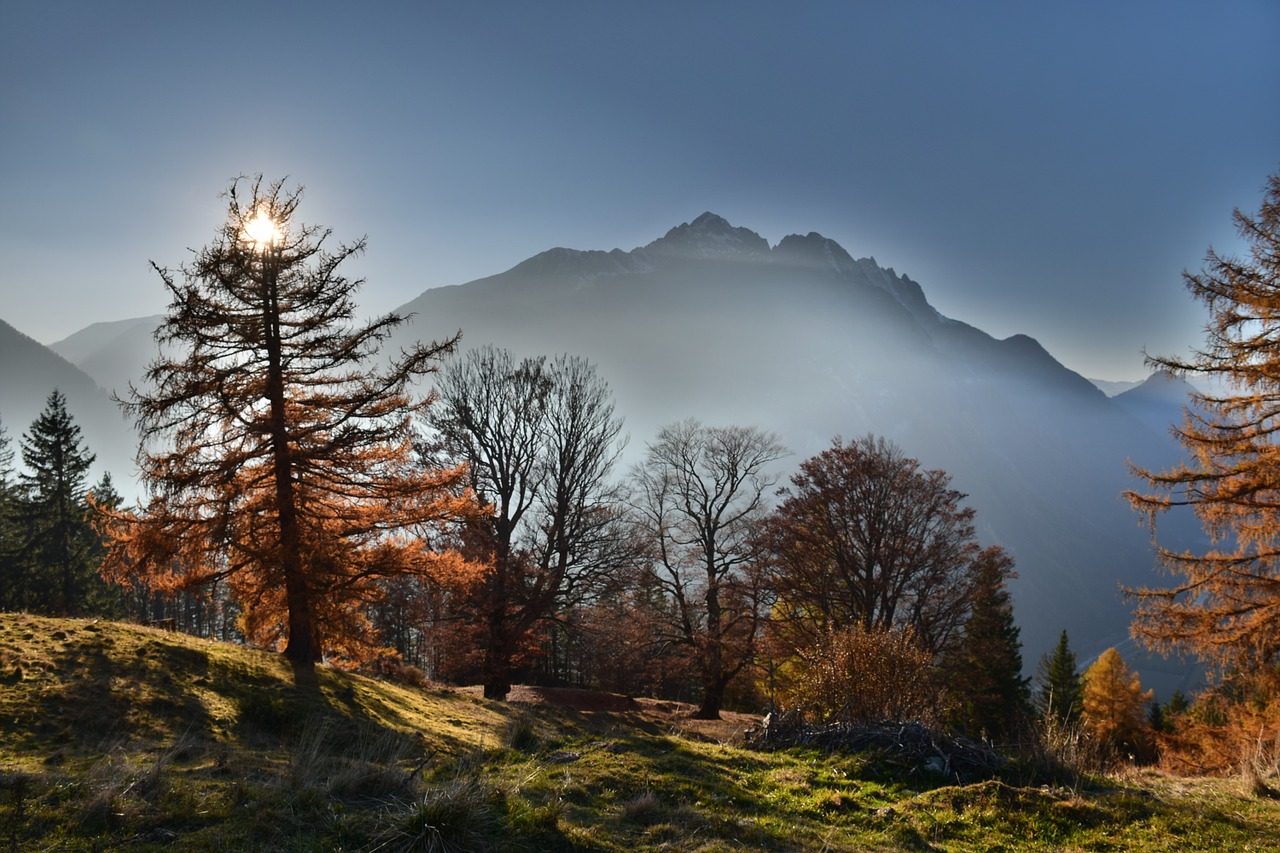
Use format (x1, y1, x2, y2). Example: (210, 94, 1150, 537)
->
(243, 209, 282, 250)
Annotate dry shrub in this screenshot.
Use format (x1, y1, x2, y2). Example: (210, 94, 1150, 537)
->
(779, 625, 942, 726)
(1158, 669, 1280, 780)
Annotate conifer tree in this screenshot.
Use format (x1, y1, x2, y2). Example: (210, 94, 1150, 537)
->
(1081, 647, 1153, 755)
(16, 390, 97, 615)
(1035, 629, 1083, 725)
(0, 416, 18, 609)
(82, 472, 124, 616)
(943, 547, 1029, 740)
(1127, 174, 1280, 670)
(101, 176, 480, 666)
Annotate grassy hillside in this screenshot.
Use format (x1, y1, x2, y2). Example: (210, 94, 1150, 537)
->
(2, 613, 1278, 851)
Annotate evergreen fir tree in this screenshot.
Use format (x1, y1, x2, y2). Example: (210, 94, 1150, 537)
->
(82, 472, 124, 616)
(16, 389, 97, 615)
(944, 547, 1030, 740)
(1147, 696, 1168, 734)
(1165, 689, 1190, 718)
(1035, 629, 1083, 725)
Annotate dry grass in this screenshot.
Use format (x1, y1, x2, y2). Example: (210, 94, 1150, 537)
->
(5, 612, 1280, 851)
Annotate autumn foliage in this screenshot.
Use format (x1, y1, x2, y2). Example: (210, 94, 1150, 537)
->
(1127, 174, 1280, 672)
(760, 435, 990, 660)
(1081, 647, 1153, 761)
(98, 177, 483, 666)
(777, 624, 941, 726)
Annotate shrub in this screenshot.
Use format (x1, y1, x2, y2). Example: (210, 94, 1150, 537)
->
(778, 625, 942, 725)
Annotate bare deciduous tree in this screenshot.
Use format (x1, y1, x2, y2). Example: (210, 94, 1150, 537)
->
(631, 419, 787, 719)
(434, 345, 629, 699)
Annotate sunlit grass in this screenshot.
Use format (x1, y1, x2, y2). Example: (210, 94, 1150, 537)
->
(3, 612, 1280, 851)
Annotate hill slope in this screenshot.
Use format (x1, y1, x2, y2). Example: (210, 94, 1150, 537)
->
(1, 613, 1276, 851)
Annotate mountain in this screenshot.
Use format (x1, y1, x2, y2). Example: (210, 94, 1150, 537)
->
(0, 318, 136, 488)
(1090, 377, 1145, 397)
(1112, 370, 1195, 437)
(47, 314, 165, 400)
(46, 212, 1200, 691)
(387, 212, 1199, 691)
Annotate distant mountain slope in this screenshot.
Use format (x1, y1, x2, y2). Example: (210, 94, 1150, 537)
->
(48, 314, 165, 399)
(1113, 370, 1196, 437)
(1090, 377, 1145, 397)
(388, 212, 1197, 690)
(0, 318, 136, 487)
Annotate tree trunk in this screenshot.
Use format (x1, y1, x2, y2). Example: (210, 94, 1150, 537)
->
(695, 689, 723, 720)
(263, 254, 317, 667)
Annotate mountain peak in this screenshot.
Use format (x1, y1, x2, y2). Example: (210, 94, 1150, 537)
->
(772, 231, 858, 276)
(644, 212, 770, 259)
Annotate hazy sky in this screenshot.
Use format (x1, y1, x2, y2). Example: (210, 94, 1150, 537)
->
(2, 1, 1277, 380)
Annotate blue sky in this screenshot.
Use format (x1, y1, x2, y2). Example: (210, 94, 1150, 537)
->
(2, 1, 1277, 380)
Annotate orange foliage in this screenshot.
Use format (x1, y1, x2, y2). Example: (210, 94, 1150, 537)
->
(1158, 670, 1280, 776)
(98, 176, 488, 666)
(1081, 648, 1153, 760)
(99, 456, 487, 667)
(775, 624, 942, 726)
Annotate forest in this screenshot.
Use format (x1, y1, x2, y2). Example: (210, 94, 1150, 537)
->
(4, 173, 1280, 811)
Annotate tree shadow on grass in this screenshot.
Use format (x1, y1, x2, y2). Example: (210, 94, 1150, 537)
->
(33, 625, 216, 758)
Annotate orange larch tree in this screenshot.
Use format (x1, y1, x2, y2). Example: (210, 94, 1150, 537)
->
(1126, 173, 1280, 671)
(100, 176, 481, 667)
(1081, 647, 1153, 758)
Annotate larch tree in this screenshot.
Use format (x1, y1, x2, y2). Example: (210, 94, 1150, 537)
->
(1127, 173, 1280, 671)
(15, 390, 100, 615)
(1081, 647, 1153, 755)
(100, 176, 479, 667)
(432, 345, 630, 700)
(631, 419, 787, 719)
(760, 435, 988, 659)
(1035, 630, 1083, 726)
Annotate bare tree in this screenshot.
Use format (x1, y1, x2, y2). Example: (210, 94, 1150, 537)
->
(433, 346, 629, 699)
(631, 419, 787, 719)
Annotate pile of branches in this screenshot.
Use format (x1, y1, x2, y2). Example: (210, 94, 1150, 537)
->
(745, 710, 1008, 783)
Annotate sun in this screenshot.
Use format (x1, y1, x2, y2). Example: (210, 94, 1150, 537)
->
(243, 209, 282, 250)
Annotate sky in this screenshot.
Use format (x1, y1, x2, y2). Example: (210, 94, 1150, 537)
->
(1, 1, 1277, 381)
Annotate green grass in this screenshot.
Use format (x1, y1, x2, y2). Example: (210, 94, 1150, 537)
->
(2, 612, 1279, 851)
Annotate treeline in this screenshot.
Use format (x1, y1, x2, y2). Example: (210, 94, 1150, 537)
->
(3, 370, 1210, 768)
(0, 178, 1129, 753)
(0, 390, 120, 618)
(0, 374, 1033, 738)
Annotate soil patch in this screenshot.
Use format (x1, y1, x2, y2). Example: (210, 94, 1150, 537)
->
(456, 685, 760, 743)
